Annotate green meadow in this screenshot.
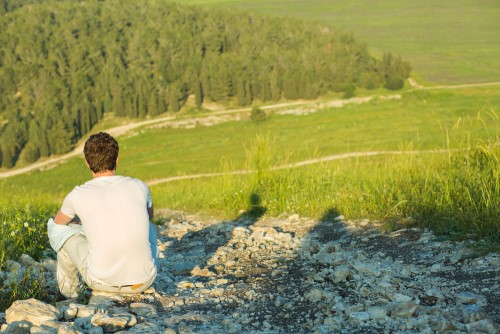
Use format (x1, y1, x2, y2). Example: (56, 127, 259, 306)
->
(176, 0, 500, 84)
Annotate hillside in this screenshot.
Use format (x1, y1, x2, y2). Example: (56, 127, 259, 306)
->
(0, 0, 410, 169)
(174, 0, 500, 85)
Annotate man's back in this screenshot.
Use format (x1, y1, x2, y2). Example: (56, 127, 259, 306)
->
(61, 175, 156, 286)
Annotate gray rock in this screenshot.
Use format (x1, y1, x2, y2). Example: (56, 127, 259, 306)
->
(1, 320, 33, 334)
(63, 303, 97, 320)
(118, 321, 163, 333)
(73, 316, 94, 332)
(332, 265, 350, 282)
(30, 320, 77, 334)
(40, 258, 58, 272)
(129, 303, 158, 318)
(349, 311, 370, 323)
(5, 299, 61, 327)
(164, 313, 216, 325)
(457, 291, 487, 306)
(367, 306, 387, 320)
(89, 327, 105, 334)
(390, 301, 418, 318)
(429, 317, 461, 332)
(88, 294, 124, 308)
(90, 313, 136, 333)
(274, 296, 287, 307)
(465, 319, 497, 334)
(172, 262, 196, 276)
(18, 254, 38, 267)
(462, 304, 489, 323)
(352, 261, 380, 277)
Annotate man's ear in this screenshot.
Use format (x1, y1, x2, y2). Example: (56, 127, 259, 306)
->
(85, 159, 91, 170)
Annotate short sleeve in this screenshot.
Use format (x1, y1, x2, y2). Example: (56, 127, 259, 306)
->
(142, 181, 153, 208)
(60, 190, 77, 218)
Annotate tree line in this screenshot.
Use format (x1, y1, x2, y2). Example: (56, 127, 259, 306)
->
(0, 0, 411, 168)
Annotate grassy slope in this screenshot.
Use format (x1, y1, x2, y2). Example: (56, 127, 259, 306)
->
(4, 85, 499, 198)
(176, 0, 500, 84)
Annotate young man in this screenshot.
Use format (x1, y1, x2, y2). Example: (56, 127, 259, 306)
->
(48, 132, 157, 298)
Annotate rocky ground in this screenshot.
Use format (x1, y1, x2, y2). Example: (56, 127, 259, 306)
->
(1, 210, 498, 333)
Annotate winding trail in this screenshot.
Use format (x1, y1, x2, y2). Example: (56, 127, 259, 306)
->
(1, 78, 497, 180)
(407, 78, 500, 90)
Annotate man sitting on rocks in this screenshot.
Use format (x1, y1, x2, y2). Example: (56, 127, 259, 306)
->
(48, 132, 158, 298)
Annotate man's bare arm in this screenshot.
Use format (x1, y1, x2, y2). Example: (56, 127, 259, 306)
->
(54, 210, 73, 225)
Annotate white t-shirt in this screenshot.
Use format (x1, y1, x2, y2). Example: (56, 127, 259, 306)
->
(60, 175, 157, 286)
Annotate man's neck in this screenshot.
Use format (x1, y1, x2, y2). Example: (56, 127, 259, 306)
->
(92, 170, 116, 178)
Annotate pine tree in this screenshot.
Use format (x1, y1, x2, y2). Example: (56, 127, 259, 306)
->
(19, 141, 40, 163)
(194, 81, 203, 108)
(169, 88, 179, 112)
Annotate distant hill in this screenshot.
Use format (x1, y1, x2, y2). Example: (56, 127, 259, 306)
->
(0, 0, 409, 168)
(174, 0, 500, 85)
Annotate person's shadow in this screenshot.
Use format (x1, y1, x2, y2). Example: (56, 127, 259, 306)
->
(163, 192, 266, 281)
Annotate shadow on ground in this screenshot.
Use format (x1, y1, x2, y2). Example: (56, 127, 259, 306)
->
(159, 193, 266, 279)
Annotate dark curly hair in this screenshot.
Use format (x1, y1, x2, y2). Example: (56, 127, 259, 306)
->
(83, 132, 119, 173)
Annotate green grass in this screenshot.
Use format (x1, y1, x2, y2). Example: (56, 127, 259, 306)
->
(152, 137, 500, 243)
(0, 186, 59, 310)
(175, 0, 500, 84)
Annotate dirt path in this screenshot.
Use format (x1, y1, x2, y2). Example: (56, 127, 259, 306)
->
(408, 78, 500, 90)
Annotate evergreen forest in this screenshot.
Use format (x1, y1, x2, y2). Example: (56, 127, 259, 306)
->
(0, 0, 410, 168)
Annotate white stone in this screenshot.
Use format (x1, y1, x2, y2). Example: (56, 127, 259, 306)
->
(457, 291, 486, 306)
(390, 301, 418, 318)
(349, 312, 370, 322)
(1, 320, 33, 333)
(465, 319, 496, 334)
(130, 303, 158, 317)
(332, 265, 350, 282)
(6, 298, 61, 327)
(76, 305, 97, 318)
(367, 306, 387, 320)
(394, 293, 412, 302)
(91, 313, 136, 332)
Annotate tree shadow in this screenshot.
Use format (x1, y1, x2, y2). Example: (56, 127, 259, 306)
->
(162, 192, 267, 280)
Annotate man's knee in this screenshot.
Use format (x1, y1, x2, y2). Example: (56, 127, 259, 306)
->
(59, 234, 89, 275)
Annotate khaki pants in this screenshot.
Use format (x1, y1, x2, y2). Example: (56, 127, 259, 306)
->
(57, 234, 156, 298)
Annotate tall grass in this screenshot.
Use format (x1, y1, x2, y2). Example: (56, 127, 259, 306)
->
(0, 185, 58, 310)
(153, 136, 499, 243)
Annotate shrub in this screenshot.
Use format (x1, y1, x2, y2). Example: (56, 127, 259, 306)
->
(250, 106, 267, 122)
(343, 83, 356, 99)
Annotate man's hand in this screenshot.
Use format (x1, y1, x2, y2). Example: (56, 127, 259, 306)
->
(54, 211, 73, 225)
